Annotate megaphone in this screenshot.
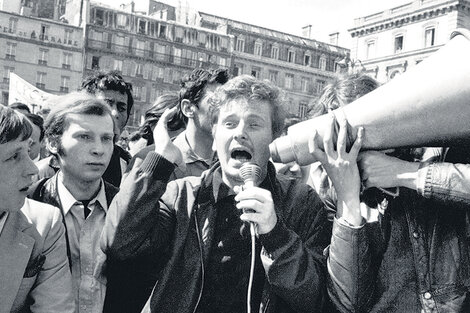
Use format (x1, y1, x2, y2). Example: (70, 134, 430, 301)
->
(270, 28, 470, 166)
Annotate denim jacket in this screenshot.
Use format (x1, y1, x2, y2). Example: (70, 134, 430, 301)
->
(328, 160, 470, 313)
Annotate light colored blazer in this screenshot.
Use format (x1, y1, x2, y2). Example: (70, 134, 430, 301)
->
(0, 198, 74, 313)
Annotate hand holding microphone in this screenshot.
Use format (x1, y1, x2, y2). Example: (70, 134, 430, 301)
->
(235, 162, 277, 235)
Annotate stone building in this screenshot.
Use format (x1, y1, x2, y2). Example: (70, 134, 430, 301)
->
(0, 9, 83, 107)
(349, 0, 470, 82)
(80, 2, 232, 127)
(198, 12, 349, 118)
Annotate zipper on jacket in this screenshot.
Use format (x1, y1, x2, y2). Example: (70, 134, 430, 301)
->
(192, 207, 205, 313)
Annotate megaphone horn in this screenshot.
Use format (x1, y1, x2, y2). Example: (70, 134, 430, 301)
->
(271, 28, 470, 166)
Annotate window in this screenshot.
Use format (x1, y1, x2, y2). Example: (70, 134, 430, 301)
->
(300, 77, 310, 93)
(394, 35, 403, 53)
(288, 50, 295, 63)
(40, 25, 49, 40)
(173, 48, 182, 65)
(319, 56, 327, 70)
(236, 38, 245, 52)
(64, 29, 72, 44)
(6, 43, 16, 60)
(251, 67, 261, 79)
(269, 70, 278, 84)
(316, 80, 326, 94)
(136, 39, 145, 57)
(218, 57, 227, 67)
(271, 46, 279, 59)
(9, 18, 17, 33)
(92, 56, 100, 69)
(425, 28, 435, 47)
(285, 73, 294, 89)
(254, 42, 262, 56)
(366, 40, 376, 59)
(94, 9, 104, 25)
(138, 19, 147, 34)
(133, 86, 143, 101)
(3, 67, 14, 84)
(135, 63, 143, 77)
(113, 59, 123, 72)
(299, 102, 308, 119)
(60, 76, 70, 93)
(304, 54, 311, 66)
(36, 72, 46, 89)
(62, 52, 72, 69)
(116, 14, 127, 28)
(38, 49, 48, 65)
(159, 25, 167, 38)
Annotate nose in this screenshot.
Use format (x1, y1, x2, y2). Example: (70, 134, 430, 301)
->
(233, 121, 248, 141)
(91, 138, 105, 156)
(24, 155, 38, 178)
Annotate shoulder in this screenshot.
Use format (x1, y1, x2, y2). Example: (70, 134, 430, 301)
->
(20, 198, 62, 235)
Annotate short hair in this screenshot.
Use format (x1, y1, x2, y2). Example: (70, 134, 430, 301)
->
(25, 113, 45, 142)
(139, 94, 185, 145)
(9, 102, 31, 114)
(81, 70, 134, 117)
(177, 68, 229, 124)
(209, 75, 286, 139)
(45, 92, 114, 142)
(0, 105, 32, 144)
(310, 73, 380, 117)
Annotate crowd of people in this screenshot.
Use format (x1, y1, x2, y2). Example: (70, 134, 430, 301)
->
(0, 65, 468, 313)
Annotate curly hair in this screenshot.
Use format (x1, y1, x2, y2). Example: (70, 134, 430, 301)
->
(209, 75, 286, 139)
(81, 70, 134, 117)
(176, 68, 229, 124)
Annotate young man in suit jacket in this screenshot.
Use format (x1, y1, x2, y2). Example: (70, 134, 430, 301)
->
(0, 105, 74, 312)
(30, 92, 118, 313)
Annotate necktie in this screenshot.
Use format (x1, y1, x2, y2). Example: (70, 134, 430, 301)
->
(81, 200, 91, 219)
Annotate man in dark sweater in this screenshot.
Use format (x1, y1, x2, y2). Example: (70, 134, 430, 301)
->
(102, 75, 334, 313)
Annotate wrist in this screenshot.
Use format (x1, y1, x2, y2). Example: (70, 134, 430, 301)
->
(396, 161, 420, 190)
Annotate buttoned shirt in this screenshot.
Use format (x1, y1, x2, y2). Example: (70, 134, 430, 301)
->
(171, 131, 215, 179)
(57, 176, 108, 313)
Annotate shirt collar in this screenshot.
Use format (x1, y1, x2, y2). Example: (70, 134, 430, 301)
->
(174, 131, 214, 166)
(57, 173, 108, 216)
(211, 163, 274, 203)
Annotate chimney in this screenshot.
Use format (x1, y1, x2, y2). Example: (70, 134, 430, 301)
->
(302, 25, 312, 39)
(329, 32, 339, 46)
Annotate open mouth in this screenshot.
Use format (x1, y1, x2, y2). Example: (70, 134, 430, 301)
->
(231, 148, 252, 162)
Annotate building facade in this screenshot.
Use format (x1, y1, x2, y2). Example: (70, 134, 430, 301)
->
(349, 0, 470, 82)
(82, 2, 232, 127)
(0, 9, 83, 108)
(198, 12, 349, 118)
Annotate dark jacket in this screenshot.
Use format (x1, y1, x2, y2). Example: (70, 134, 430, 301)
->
(102, 152, 334, 313)
(328, 156, 470, 313)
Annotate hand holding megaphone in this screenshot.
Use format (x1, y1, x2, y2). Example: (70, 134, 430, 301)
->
(270, 29, 470, 166)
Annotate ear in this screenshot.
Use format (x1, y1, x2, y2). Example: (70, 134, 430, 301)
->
(181, 99, 196, 118)
(46, 137, 59, 155)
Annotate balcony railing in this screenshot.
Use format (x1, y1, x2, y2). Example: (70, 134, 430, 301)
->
(36, 83, 45, 89)
(62, 64, 71, 69)
(60, 86, 69, 92)
(6, 54, 15, 60)
(38, 60, 47, 65)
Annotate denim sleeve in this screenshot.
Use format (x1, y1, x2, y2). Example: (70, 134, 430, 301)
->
(417, 162, 470, 206)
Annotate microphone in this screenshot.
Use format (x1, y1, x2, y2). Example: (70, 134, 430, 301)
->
(239, 162, 262, 313)
(239, 162, 262, 237)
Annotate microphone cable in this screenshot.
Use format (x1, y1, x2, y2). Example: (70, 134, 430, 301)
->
(247, 222, 256, 313)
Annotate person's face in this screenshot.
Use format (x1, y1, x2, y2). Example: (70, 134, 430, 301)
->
(96, 90, 129, 135)
(194, 84, 218, 135)
(55, 113, 114, 184)
(28, 123, 41, 160)
(0, 138, 38, 212)
(214, 98, 273, 187)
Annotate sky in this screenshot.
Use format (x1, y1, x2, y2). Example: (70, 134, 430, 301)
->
(96, 0, 411, 48)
